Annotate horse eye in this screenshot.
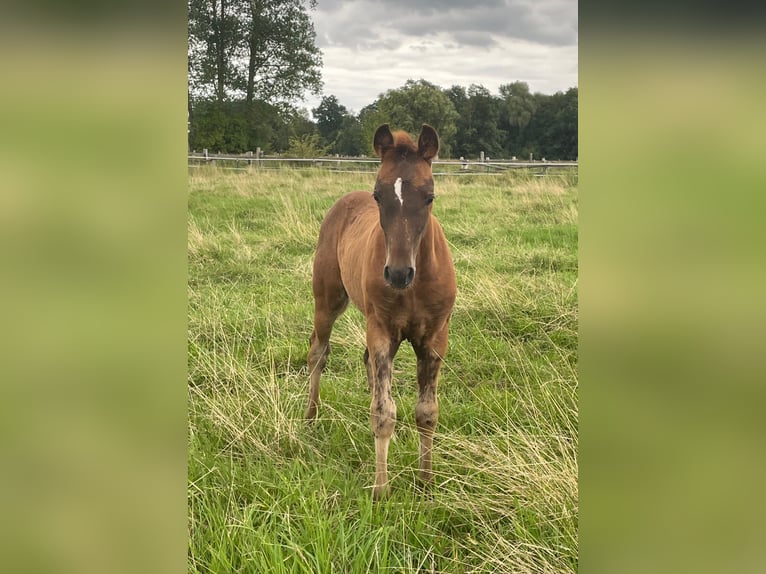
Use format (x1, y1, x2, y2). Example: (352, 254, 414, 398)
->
(425, 196, 435, 205)
(373, 192, 380, 203)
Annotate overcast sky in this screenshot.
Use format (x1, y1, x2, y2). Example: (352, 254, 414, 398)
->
(300, 0, 578, 115)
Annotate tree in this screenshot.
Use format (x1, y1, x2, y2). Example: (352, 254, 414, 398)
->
(522, 88, 578, 160)
(188, 0, 323, 153)
(358, 102, 386, 156)
(556, 87, 578, 159)
(187, 99, 321, 154)
(188, 99, 285, 153)
(466, 85, 504, 158)
(242, 0, 323, 104)
(499, 81, 538, 157)
(500, 81, 537, 131)
(312, 95, 348, 152)
(334, 116, 366, 156)
(376, 79, 459, 158)
(285, 133, 328, 158)
(444, 85, 470, 157)
(189, 0, 322, 103)
(446, 84, 504, 159)
(188, 0, 244, 102)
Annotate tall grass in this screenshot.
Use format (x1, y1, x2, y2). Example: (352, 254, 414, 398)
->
(188, 166, 578, 573)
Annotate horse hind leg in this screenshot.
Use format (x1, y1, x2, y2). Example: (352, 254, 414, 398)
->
(305, 328, 328, 421)
(305, 263, 348, 421)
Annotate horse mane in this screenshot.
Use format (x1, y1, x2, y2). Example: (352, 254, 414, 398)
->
(391, 130, 418, 156)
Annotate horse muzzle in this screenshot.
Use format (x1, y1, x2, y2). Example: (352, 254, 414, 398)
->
(383, 265, 415, 289)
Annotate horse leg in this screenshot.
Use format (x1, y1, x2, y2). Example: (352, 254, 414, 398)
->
(305, 264, 348, 421)
(367, 325, 398, 499)
(413, 326, 449, 487)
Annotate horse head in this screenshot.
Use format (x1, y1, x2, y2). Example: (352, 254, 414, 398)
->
(372, 123, 439, 289)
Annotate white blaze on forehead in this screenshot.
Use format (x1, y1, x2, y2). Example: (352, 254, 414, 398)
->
(393, 177, 403, 205)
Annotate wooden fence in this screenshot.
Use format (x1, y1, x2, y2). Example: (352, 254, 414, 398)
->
(188, 150, 577, 177)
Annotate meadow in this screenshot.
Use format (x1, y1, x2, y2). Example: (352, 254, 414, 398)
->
(188, 166, 578, 573)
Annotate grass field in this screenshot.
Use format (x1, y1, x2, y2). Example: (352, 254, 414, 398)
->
(188, 166, 578, 573)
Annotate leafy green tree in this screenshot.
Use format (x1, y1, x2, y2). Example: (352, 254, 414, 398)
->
(188, 100, 282, 153)
(188, 101, 227, 150)
(241, 0, 322, 104)
(286, 107, 316, 139)
(444, 85, 469, 157)
(446, 84, 504, 159)
(523, 88, 578, 160)
(376, 79, 459, 158)
(188, 0, 323, 153)
(188, 101, 247, 152)
(466, 85, 504, 158)
(334, 116, 366, 156)
(499, 81, 538, 157)
(285, 133, 328, 158)
(260, 105, 319, 154)
(188, 0, 322, 103)
(188, 0, 244, 102)
(554, 87, 578, 160)
(188, 99, 320, 154)
(312, 95, 348, 152)
(500, 81, 537, 132)
(358, 102, 386, 156)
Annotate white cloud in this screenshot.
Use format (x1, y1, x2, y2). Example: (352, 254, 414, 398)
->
(299, 0, 578, 114)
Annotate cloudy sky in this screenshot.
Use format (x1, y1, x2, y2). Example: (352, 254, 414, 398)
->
(301, 0, 578, 114)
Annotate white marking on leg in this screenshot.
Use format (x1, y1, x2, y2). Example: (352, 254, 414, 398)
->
(394, 177, 403, 206)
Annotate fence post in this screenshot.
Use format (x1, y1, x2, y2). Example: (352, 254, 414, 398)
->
(204, 148, 209, 162)
(247, 150, 253, 166)
(256, 147, 262, 167)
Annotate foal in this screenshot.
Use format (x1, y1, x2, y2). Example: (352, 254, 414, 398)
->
(305, 124, 457, 499)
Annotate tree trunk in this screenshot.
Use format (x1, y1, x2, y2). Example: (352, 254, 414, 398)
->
(246, 0, 263, 105)
(216, 0, 226, 102)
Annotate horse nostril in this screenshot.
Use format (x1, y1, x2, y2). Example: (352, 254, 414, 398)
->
(383, 266, 391, 283)
(406, 267, 415, 284)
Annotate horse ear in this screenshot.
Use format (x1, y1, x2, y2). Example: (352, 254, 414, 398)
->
(417, 124, 439, 162)
(373, 124, 394, 157)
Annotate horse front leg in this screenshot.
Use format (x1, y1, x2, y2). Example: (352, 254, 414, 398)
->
(413, 327, 448, 487)
(363, 348, 372, 392)
(367, 325, 397, 500)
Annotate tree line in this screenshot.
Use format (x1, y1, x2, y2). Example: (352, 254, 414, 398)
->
(188, 0, 577, 160)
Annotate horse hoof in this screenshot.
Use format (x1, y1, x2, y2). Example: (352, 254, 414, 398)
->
(304, 405, 318, 421)
(415, 477, 435, 498)
(372, 485, 390, 501)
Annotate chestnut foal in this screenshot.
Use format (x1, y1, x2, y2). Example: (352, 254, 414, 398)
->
(305, 124, 456, 499)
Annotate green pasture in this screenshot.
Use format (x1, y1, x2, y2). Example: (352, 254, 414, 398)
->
(188, 166, 578, 573)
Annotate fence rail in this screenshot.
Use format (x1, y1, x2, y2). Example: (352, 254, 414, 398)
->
(188, 151, 577, 176)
